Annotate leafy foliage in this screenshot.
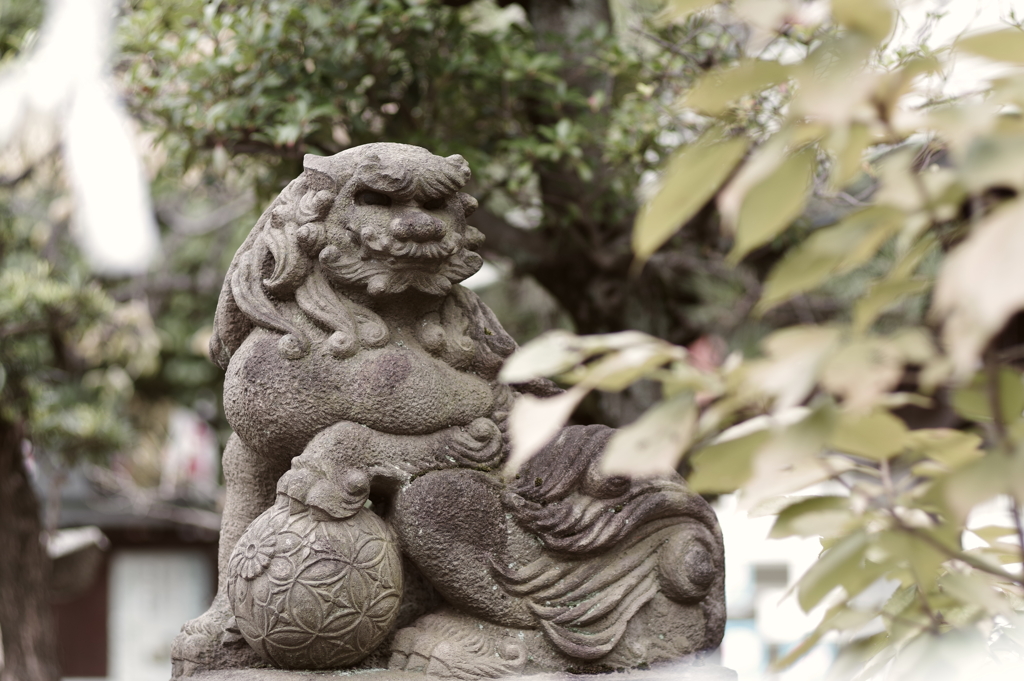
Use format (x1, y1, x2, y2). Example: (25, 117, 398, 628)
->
(120, 0, 654, 191)
(0, 162, 160, 463)
(506, 0, 1024, 674)
(0, 0, 43, 62)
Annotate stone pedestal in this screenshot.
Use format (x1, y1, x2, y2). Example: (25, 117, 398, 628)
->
(190, 659, 738, 681)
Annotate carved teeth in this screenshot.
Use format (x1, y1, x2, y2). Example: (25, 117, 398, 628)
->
(367, 275, 390, 296)
(320, 245, 341, 263)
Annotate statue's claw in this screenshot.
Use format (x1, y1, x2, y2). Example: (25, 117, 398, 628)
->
(446, 417, 503, 468)
(170, 596, 261, 679)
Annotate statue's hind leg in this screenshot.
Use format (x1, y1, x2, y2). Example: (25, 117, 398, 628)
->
(387, 469, 544, 677)
(387, 466, 727, 676)
(390, 468, 537, 627)
(171, 433, 291, 678)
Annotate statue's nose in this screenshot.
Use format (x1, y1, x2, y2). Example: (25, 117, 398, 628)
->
(392, 212, 446, 243)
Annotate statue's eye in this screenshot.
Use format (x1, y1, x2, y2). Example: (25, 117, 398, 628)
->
(355, 191, 392, 207)
(422, 197, 446, 211)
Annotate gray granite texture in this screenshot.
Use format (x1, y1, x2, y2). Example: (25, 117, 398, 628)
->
(190, 659, 737, 681)
(170, 144, 726, 680)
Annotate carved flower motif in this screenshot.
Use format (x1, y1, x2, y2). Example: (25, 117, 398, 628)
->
(237, 533, 276, 580)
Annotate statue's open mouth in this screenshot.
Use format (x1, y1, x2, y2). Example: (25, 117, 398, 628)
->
(380, 237, 459, 261)
(320, 239, 479, 297)
(383, 255, 444, 272)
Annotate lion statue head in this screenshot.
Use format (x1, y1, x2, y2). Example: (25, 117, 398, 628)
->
(210, 143, 514, 373)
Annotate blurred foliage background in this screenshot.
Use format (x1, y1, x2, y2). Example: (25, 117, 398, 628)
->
(5, 0, 1024, 678)
(504, 1, 1024, 679)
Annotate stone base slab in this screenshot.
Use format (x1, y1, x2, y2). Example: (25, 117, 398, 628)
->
(188, 660, 737, 681)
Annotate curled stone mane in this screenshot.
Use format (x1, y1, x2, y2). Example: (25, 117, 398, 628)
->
(346, 145, 471, 202)
(209, 143, 507, 374)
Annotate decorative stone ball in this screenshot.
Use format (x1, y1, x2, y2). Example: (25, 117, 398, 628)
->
(226, 495, 403, 669)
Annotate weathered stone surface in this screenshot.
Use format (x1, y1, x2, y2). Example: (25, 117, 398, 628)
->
(190, 658, 737, 681)
(171, 143, 726, 680)
(226, 483, 403, 669)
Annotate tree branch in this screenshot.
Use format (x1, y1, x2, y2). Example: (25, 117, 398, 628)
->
(984, 348, 1024, 571)
(223, 140, 306, 159)
(469, 207, 549, 271)
(896, 518, 1024, 586)
(156, 190, 255, 235)
(0, 321, 49, 338)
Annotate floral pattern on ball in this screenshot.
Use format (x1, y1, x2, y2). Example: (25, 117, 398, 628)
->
(226, 495, 403, 670)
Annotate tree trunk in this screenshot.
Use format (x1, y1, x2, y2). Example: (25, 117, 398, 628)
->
(481, 0, 698, 426)
(0, 418, 59, 681)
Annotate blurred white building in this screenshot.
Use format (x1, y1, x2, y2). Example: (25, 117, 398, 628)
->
(715, 494, 835, 681)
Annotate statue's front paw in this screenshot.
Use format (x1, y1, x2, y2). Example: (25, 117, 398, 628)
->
(277, 465, 370, 519)
(446, 418, 502, 467)
(171, 598, 261, 678)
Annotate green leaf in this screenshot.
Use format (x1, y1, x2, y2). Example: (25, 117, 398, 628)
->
(854, 279, 931, 332)
(775, 603, 881, 672)
(499, 330, 589, 383)
(934, 199, 1024, 376)
(746, 326, 842, 411)
(873, 148, 924, 212)
(500, 330, 662, 384)
(958, 28, 1024, 64)
(506, 385, 589, 472)
(821, 332, 932, 411)
(827, 122, 871, 189)
(633, 137, 749, 262)
(729, 147, 817, 262)
(601, 393, 697, 477)
(907, 429, 983, 475)
(827, 632, 892, 681)
(970, 525, 1018, 544)
(683, 60, 790, 115)
(937, 454, 1011, 524)
(718, 134, 788, 231)
(771, 628, 825, 671)
(832, 0, 895, 43)
(741, 406, 851, 507)
(582, 343, 680, 392)
(689, 429, 771, 494)
(798, 530, 869, 611)
(960, 131, 1024, 194)
(758, 206, 904, 311)
(940, 572, 1011, 617)
(883, 582, 917, 618)
(951, 368, 1024, 424)
(770, 495, 852, 539)
(878, 531, 945, 590)
(828, 409, 909, 460)
(874, 56, 942, 121)
(554, 118, 572, 141)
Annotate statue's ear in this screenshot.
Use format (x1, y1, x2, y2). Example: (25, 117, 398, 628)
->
(303, 154, 350, 189)
(357, 152, 382, 174)
(304, 154, 332, 173)
(459, 193, 479, 218)
(445, 154, 471, 185)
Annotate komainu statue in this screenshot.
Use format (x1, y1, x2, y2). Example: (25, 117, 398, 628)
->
(171, 143, 726, 679)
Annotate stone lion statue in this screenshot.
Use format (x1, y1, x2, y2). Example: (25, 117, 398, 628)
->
(171, 143, 725, 679)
